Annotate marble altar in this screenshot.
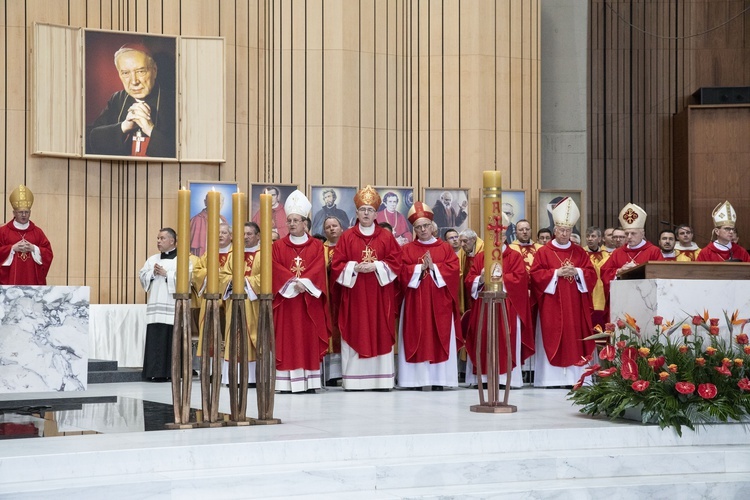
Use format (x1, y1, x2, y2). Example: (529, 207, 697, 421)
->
(0, 286, 90, 393)
(610, 279, 750, 336)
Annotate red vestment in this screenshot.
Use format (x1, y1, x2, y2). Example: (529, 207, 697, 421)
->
(252, 205, 288, 238)
(272, 236, 330, 371)
(399, 239, 460, 363)
(271, 236, 331, 371)
(464, 248, 533, 375)
(0, 220, 53, 285)
(375, 209, 412, 244)
(600, 241, 664, 297)
(530, 242, 597, 367)
(330, 225, 402, 357)
(324, 242, 342, 353)
(696, 242, 750, 262)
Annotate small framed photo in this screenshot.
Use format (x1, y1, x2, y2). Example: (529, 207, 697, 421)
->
(84, 30, 178, 160)
(249, 183, 300, 240)
(373, 186, 415, 245)
(309, 185, 358, 237)
(538, 189, 584, 239)
(422, 187, 470, 239)
(187, 181, 238, 257)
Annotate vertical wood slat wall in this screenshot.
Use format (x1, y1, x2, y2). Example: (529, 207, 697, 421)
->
(0, 0, 539, 305)
(589, 0, 750, 237)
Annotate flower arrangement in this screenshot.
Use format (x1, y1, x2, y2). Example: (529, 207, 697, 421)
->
(568, 310, 750, 436)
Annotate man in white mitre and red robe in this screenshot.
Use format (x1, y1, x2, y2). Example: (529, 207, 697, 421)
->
(530, 197, 597, 387)
(697, 201, 750, 262)
(272, 190, 331, 393)
(331, 186, 403, 391)
(464, 212, 533, 389)
(397, 201, 461, 389)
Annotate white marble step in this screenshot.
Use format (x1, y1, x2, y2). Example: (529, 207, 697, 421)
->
(2, 444, 748, 498)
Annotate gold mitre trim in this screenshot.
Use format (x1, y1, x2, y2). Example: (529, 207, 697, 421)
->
(407, 201, 433, 224)
(354, 185, 381, 209)
(10, 185, 34, 210)
(712, 200, 737, 228)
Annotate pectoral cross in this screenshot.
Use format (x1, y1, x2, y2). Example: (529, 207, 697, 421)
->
(291, 255, 305, 278)
(361, 245, 377, 263)
(486, 215, 507, 247)
(133, 129, 146, 153)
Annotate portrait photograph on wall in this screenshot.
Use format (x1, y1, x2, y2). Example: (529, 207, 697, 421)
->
(309, 185, 357, 237)
(373, 186, 415, 246)
(423, 187, 470, 239)
(538, 189, 584, 237)
(249, 183, 299, 240)
(84, 30, 177, 160)
(187, 181, 238, 257)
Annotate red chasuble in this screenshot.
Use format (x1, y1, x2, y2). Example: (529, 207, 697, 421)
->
(696, 242, 750, 262)
(271, 236, 331, 371)
(0, 220, 53, 285)
(530, 242, 597, 367)
(464, 248, 533, 375)
(399, 239, 460, 364)
(330, 224, 402, 358)
(600, 241, 663, 297)
(324, 242, 342, 353)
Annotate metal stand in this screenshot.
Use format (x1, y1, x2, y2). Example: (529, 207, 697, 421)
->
(226, 293, 250, 426)
(251, 293, 281, 425)
(199, 294, 225, 427)
(470, 290, 517, 414)
(166, 293, 197, 429)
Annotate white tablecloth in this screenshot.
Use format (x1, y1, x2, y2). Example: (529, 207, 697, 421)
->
(89, 304, 147, 368)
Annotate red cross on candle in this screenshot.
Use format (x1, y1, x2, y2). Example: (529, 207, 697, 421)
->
(486, 215, 507, 247)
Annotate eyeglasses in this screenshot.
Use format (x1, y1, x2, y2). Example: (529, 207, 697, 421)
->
(286, 218, 303, 225)
(720, 227, 736, 232)
(357, 207, 375, 214)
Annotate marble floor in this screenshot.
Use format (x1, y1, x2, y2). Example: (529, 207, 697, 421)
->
(2, 382, 750, 498)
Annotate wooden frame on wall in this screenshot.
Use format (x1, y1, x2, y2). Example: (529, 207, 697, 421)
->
(309, 185, 357, 237)
(187, 180, 238, 257)
(422, 187, 470, 239)
(31, 23, 225, 163)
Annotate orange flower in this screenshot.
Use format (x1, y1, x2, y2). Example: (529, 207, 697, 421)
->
(681, 325, 692, 336)
(722, 357, 732, 367)
(668, 364, 678, 373)
(744, 346, 750, 355)
(659, 371, 670, 381)
(638, 347, 650, 358)
(647, 356, 665, 369)
(678, 345, 689, 354)
(735, 359, 744, 367)
(705, 347, 717, 356)
(696, 357, 706, 366)
(624, 313, 641, 335)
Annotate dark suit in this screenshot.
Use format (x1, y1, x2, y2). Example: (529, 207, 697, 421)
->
(432, 200, 467, 237)
(87, 85, 176, 158)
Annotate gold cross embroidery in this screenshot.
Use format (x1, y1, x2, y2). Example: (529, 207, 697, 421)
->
(361, 245, 377, 263)
(291, 255, 305, 278)
(18, 252, 28, 261)
(560, 257, 574, 282)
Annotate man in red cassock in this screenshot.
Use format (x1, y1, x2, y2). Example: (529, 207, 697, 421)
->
(272, 190, 331, 393)
(697, 201, 750, 262)
(331, 185, 402, 391)
(252, 186, 289, 239)
(0, 185, 53, 285)
(600, 203, 664, 300)
(397, 201, 461, 389)
(464, 213, 533, 388)
(530, 197, 597, 387)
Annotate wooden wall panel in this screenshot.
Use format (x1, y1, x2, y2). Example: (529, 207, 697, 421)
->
(589, 0, 750, 237)
(2, 0, 539, 304)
